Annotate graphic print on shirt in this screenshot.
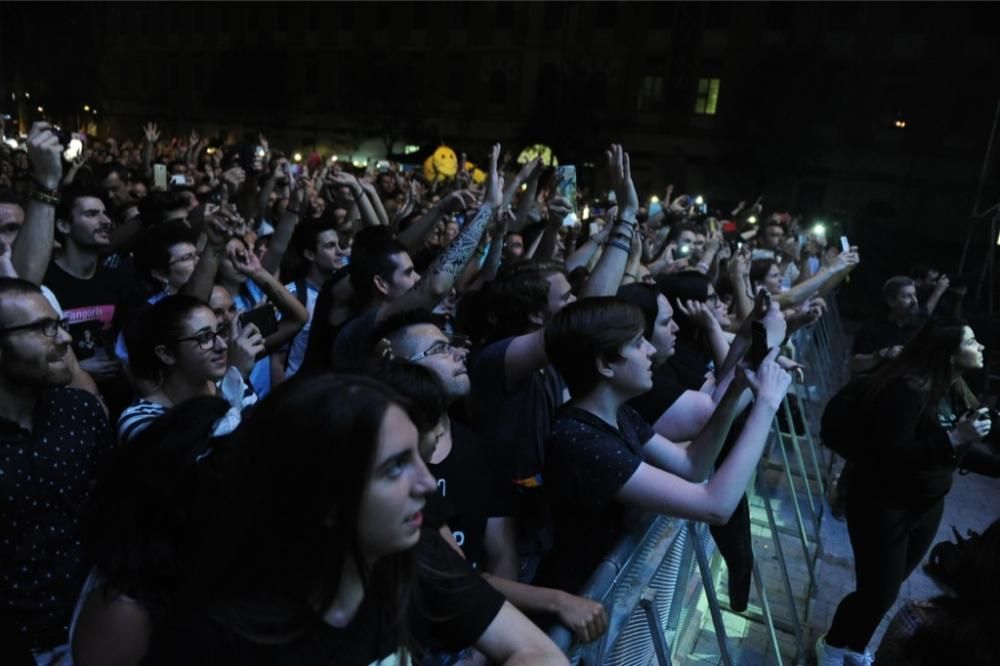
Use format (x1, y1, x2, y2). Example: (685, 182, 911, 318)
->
(64, 303, 116, 360)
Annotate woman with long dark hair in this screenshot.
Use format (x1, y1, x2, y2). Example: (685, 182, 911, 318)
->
(817, 319, 991, 665)
(142, 374, 567, 664)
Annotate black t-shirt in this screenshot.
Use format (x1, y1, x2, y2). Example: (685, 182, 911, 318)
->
(534, 404, 654, 594)
(331, 308, 380, 370)
(851, 315, 926, 357)
(43, 259, 139, 361)
(628, 361, 687, 426)
(468, 336, 568, 486)
(427, 422, 514, 570)
(142, 530, 505, 666)
(668, 339, 713, 392)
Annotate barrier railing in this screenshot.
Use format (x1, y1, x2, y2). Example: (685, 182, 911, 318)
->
(547, 297, 850, 665)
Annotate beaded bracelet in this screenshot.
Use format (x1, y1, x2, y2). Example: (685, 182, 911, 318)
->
(30, 190, 60, 206)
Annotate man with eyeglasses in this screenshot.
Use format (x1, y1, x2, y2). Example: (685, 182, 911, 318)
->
(0, 277, 113, 663)
(372, 309, 607, 643)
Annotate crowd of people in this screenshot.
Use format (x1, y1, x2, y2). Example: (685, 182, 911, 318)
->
(0, 119, 994, 666)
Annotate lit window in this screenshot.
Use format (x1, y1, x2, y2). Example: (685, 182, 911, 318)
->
(694, 78, 721, 115)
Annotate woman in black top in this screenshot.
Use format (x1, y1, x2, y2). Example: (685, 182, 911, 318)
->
(142, 374, 566, 665)
(817, 320, 991, 666)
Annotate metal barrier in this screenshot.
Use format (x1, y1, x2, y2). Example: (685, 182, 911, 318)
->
(547, 297, 850, 665)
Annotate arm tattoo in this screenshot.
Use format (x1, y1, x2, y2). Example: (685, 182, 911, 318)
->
(433, 204, 496, 277)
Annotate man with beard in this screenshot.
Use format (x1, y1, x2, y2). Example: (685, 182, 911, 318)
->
(850, 276, 926, 376)
(0, 278, 113, 663)
(37, 182, 142, 416)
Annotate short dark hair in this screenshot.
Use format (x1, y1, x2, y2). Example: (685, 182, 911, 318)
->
(883, 275, 915, 302)
(349, 237, 410, 304)
(292, 217, 338, 259)
(55, 183, 107, 226)
(133, 220, 198, 284)
(544, 297, 645, 399)
(0, 277, 43, 328)
(483, 259, 564, 340)
(138, 190, 190, 227)
(666, 221, 700, 244)
(370, 308, 443, 353)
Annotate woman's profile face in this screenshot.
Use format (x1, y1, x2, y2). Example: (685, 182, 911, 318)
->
(357, 404, 437, 563)
(757, 262, 782, 295)
(951, 326, 985, 374)
(169, 306, 228, 383)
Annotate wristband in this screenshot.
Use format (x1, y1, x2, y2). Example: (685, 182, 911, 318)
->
(697, 261, 710, 271)
(30, 189, 60, 206)
(607, 240, 631, 253)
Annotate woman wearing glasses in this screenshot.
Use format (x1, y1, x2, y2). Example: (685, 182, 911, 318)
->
(117, 295, 258, 445)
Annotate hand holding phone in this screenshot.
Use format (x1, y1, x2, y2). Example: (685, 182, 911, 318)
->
(840, 236, 850, 253)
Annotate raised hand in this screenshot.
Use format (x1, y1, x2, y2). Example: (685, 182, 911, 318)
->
(483, 143, 503, 209)
(143, 122, 161, 144)
(439, 189, 478, 213)
(676, 299, 720, 332)
(228, 321, 266, 377)
(744, 348, 792, 408)
(227, 240, 263, 277)
(547, 195, 574, 224)
(26, 122, 64, 190)
(605, 144, 638, 218)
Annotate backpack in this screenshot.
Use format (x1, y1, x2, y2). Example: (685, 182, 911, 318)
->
(820, 376, 873, 461)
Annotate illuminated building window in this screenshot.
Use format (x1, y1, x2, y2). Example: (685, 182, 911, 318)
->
(694, 77, 721, 115)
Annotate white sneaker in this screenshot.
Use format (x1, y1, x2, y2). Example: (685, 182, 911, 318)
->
(844, 649, 874, 666)
(816, 633, 847, 666)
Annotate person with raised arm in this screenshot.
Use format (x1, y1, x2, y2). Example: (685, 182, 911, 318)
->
(534, 297, 791, 595)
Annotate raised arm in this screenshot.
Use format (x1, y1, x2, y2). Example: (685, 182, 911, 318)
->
(377, 144, 502, 323)
(13, 123, 63, 285)
(579, 145, 638, 298)
(775, 249, 858, 308)
(327, 170, 381, 228)
(617, 352, 791, 525)
(228, 245, 309, 351)
(259, 173, 305, 276)
(396, 189, 476, 256)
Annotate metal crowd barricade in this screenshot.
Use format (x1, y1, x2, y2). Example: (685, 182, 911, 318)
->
(548, 298, 850, 664)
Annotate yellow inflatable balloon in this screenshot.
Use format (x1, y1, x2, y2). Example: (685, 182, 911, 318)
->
(423, 146, 459, 184)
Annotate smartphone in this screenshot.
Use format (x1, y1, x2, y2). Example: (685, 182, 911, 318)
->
(170, 174, 187, 186)
(554, 165, 577, 210)
(840, 236, 850, 253)
(750, 321, 769, 368)
(63, 136, 84, 161)
(588, 222, 600, 236)
(238, 304, 279, 338)
(153, 164, 168, 190)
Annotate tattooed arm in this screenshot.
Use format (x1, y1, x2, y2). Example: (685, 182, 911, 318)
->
(376, 144, 503, 323)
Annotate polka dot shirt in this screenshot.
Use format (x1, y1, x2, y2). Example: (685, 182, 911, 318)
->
(0, 388, 113, 650)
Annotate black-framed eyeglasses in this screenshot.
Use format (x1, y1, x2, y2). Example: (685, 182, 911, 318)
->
(174, 329, 225, 351)
(406, 335, 469, 363)
(0, 317, 70, 337)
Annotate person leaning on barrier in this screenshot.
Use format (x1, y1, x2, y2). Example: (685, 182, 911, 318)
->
(374, 310, 609, 644)
(532, 296, 791, 596)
